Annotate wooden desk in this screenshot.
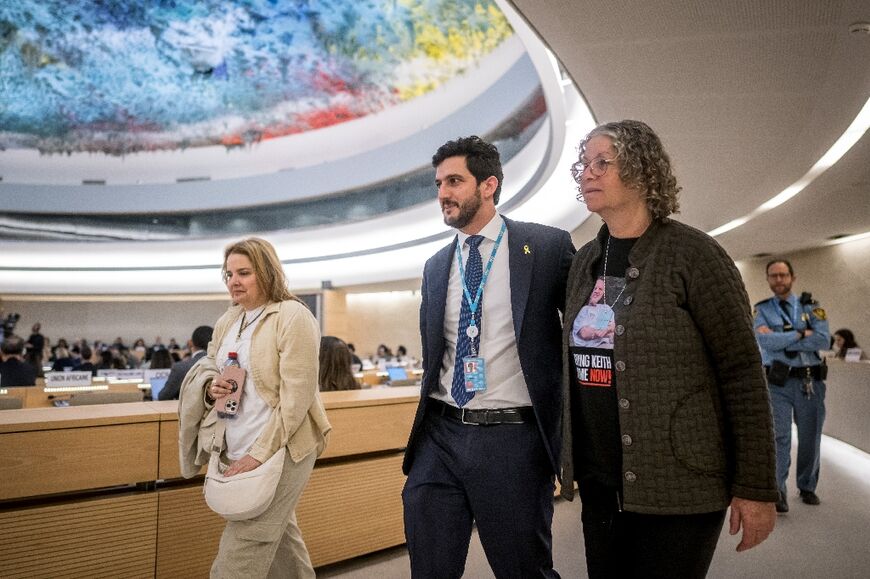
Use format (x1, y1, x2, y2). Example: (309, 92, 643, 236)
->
(0, 403, 161, 501)
(823, 359, 870, 453)
(21, 382, 146, 408)
(0, 387, 420, 577)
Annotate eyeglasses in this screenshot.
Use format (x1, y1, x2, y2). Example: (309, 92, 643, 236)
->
(570, 157, 616, 182)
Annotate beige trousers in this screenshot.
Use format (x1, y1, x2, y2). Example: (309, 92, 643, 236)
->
(211, 451, 317, 579)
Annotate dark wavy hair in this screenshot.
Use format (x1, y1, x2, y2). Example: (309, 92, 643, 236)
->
(833, 328, 859, 359)
(432, 135, 504, 203)
(319, 336, 360, 392)
(578, 120, 681, 220)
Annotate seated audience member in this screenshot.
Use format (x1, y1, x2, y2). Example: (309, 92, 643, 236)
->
(168, 338, 182, 362)
(833, 328, 866, 360)
(376, 343, 393, 360)
(146, 336, 165, 362)
(347, 342, 363, 368)
(70, 345, 83, 366)
(158, 325, 213, 400)
(319, 336, 361, 391)
(131, 337, 147, 357)
(96, 349, 114, 371)
(77, 346, 96, 375)
(51, 347, 77, 372)
(51, 338, 69, 360)
(111, 351, 129, 370)
(147, 348, 174, 370)
(1, 335, 38, 386)
(396, 344, 416, 365)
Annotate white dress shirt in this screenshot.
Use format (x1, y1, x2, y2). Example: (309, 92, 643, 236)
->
(431, 213, 532, 409)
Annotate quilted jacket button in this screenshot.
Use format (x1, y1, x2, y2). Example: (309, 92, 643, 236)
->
(621, 434, 633, 446)
(624, 295, 633, 305)
(615, 360, 626, 371)
(624, 471, 637, 483)
(627, 267, 640, 279)
(616, 325, 625, 335)
(619, 398, 630, 409)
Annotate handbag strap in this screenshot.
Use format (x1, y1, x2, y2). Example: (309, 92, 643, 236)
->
(211, 418, 227, 455)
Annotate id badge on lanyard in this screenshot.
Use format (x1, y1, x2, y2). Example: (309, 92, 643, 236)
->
(455, 222, 506, 395)
(463, 356, 486, 392)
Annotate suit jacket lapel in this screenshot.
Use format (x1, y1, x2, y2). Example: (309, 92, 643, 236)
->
(429, 237, 457, 361)
(506, 218, 533, 342)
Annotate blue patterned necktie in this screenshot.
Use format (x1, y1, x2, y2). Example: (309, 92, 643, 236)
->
(451, 235, 484, 407)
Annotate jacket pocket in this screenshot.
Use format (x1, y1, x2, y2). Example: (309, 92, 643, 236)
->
(669, 387, 726, 476)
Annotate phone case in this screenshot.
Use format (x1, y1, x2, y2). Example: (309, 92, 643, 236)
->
(216, 365, 246, 416)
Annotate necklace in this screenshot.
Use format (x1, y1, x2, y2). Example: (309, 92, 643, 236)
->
(602, 236, 627, 308)
(236, 306, 266, 340)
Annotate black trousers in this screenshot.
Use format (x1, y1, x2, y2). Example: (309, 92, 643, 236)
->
(580, 484, 726, 579)
(402, 412, 560, 579)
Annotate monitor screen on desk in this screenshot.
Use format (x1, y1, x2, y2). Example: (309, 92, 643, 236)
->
(149, 377, 168, 400)
(386, 367, 408, 383)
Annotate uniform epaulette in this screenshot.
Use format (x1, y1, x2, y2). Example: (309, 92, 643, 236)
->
(754, 297, 772, 307)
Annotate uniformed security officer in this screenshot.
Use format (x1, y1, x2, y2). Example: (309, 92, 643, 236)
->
(754, 259, 829, 514)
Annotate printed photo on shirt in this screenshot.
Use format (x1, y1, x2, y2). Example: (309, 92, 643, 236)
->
(571, 277, 617, 349)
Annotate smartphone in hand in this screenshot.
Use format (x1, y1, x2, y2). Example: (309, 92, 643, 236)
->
(216, 365, 246, 417)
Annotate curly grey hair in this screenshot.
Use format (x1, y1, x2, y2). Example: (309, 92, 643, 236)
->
(576, 120, 681, 220)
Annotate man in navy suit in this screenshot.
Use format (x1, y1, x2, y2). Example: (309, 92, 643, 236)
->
(402, 136, 574, 578)
(158, 325, 213, 400)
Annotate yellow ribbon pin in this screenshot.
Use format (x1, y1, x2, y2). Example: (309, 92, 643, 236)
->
(523, 244, 531, 254)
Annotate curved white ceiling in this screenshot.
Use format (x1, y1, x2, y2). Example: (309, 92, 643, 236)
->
(2, 40, 540, 214)
(0, 0, 597, 295)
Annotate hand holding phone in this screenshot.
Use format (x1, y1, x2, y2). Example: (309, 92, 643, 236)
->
(216, 365, 246, 416)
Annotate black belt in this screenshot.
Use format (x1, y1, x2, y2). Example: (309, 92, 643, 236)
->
(428, 398, 534, 425)
(765, 365, 823, 379)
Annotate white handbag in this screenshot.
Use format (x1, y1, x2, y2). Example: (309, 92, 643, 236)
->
(203, 419, 285, 521)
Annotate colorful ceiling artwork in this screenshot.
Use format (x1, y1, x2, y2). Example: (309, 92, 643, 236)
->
(0, 1, 513, 156)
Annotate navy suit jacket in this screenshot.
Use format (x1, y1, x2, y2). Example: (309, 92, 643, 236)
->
(158, 350, 206, 401)
(403, 216, 575, 476)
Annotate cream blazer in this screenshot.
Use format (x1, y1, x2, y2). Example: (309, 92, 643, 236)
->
(178, 299, 330, 478)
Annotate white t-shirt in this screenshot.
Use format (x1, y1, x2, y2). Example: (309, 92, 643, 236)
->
(217, 307, 272, 460)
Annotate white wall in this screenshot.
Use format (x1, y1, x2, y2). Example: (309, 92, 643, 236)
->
(0, 299, 231, 346)
(736, 236, 870, 345)
(343, 290, 423, 361)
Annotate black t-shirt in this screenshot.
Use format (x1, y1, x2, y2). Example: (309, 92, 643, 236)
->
(569, 236, 635, 489)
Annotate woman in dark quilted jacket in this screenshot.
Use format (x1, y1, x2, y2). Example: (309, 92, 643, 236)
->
(561, 119, 778, 578)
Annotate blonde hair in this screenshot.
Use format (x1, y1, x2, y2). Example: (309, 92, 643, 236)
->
(222, 237, 299, 304)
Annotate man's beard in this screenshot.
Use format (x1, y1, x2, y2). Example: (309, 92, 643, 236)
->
(442, 188, 482, 229)
(772, 281, 792, 296)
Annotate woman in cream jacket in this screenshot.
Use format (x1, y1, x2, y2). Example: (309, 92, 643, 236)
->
(182, 237, 330, 579)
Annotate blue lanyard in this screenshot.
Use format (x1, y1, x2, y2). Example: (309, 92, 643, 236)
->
(455, 221, 507, 329)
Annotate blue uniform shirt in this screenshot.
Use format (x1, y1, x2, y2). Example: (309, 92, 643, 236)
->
(754, 294, 830, 367)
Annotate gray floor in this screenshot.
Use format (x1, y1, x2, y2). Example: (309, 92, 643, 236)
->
(317, 435, 870, 578)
